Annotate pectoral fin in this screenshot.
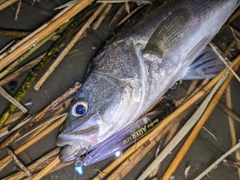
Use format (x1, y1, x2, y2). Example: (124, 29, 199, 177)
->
(143, 9, 190, 59)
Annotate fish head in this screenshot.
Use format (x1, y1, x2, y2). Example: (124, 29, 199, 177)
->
(57, 37, 145, 162)
(57, 71, 140, 162)
(57, 93, 117, 162)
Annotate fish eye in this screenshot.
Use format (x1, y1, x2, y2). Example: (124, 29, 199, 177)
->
(71, 99, 88, 117)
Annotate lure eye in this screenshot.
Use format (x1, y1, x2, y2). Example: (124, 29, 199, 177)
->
(71, 99, 88, 117)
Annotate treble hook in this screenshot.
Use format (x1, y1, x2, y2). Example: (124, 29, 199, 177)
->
(74, 148, 88, 167)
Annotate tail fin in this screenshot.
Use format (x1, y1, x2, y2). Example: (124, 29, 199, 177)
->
(183, 45, 225, 80)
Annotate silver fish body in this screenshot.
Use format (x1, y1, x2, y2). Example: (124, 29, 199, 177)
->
(57, 0, 239, 162)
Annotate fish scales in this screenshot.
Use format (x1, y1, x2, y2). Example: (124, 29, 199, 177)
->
(57, 0, 239, 162)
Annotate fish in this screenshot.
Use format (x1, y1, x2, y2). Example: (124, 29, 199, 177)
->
(57, 0, 239, 162)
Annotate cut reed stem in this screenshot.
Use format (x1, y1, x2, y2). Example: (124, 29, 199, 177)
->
(0, 82, 79, 151)
(161, 64, 239, 180)
(31, 156, 61, 180)
(2, 148, 60, 180)
(195, 141, 240, 180)
(0, 0, 94, 70)
(139, 69, 229, 180)
(33, 3, 107, 91)
(0, 53, 45, 86)
(6, 147, 32, 177)
(0, 86, 27, 113)
(0, 114, 67, 171)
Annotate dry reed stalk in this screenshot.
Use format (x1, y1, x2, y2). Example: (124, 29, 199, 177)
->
(0, 82, 80, 151)
(0, 86, 27, 113)
(0, 30, 29, 38)
(2, 148, 60, 180)
(0, 115, 67, 171)
(226, 86, 237, 146)
(33, 3, 107, 91)
(138, 68, 229, 180)
(226, 8, 240, 25)
(108, 4, 125, 26)
(0, 117, 31, 138)
(176, 79, 210, 107)
(0, 9, 87, 127)
(0, 13, 79, 128)
(219, 9, 240, 33)
(1, 113, 30, 138)
(226, 86, 240, 178)
(176, 79, 201, 106)
(17, 113, 67, 143)
(117, 5, 143, 26)
(195, 142, 240, 180)
(97, 0, 151, 3)
(0, 114, 30, 138)
(6, 147, 32, 177)
(223, 33, 240, 178)
(31, 156, 61, 180)
(93, 55, 240, 179)
(217, 102, 240, 123)
(21, 2, 53, 17)
(230, 26, 240, 39)
(161, 65, 239, 180)
(0, 0, 18, 12)
(210, 43, 240, 83)
(7, 96, 70, 141)
(0, 40, 15, 54)
(236, 150, 240, 178)
(186, 80, 199, 95)
(0, 0, 94, 69)
(183, 79, 210, 102)
(147, 78, 201, 179)
(0, 28, 62, 80)
(148, 122, 180, 179)
(0, 53, 45, 86)
(92, 3, 112, 30)
(15, 0, 22, 21)
(0, 6, 71, 61)
(124, 2, 130, 14)
(105, 124, 172, 180)
(3, 111, 23, 125)
(49, 161, 73, 174)
(224, 39, 236, 57)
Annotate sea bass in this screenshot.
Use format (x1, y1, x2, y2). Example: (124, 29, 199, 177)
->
(57, 0, 239, 162)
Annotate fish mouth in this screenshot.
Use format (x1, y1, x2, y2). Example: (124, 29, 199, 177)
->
(57, 115, 101, 162)
(58, 145, 81, 162)
(57, 132, 99, 162)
